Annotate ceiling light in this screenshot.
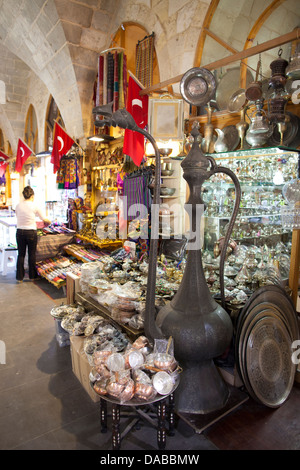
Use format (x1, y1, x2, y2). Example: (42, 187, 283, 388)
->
(88, 135, 105, 142)
(88, 134, 115, 142)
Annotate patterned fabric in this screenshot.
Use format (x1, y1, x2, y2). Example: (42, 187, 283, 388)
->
(97, 55, 104, 106)
(95, 51, 127, 112)
(118, 52, 124, 109)
(135, 33, 155, 88)
(56, 157, 79, 189)
(107, 52, 114, 104)
(123, 171, 152, 221)
(113, 51, 119, 112)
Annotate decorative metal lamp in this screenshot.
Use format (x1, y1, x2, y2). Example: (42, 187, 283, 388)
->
(92, 69, 241, 414)
(268, 49, 289, 144)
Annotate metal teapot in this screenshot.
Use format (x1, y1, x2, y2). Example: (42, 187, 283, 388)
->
(246, 101, 271, 147)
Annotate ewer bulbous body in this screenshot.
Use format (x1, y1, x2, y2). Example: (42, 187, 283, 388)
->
(156, 125, 233, 414)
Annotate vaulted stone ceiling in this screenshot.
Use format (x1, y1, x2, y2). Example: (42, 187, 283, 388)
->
(0, 0, 299, 154)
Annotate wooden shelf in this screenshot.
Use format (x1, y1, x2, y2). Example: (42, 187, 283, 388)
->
(75, 292, 142, 341)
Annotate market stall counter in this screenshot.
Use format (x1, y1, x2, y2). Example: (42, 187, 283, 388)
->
(36, 226, 76, 262)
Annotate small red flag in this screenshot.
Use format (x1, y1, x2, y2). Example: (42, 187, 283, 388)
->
(15, 139, 33, 173)
(0, 150, 9, 177)
(123, 76, 148, 167)
(51, 122, 75, 173)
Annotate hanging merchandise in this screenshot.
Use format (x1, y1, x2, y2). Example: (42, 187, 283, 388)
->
(51, 122, 75, 174)
(95, 49, 127, 112)
(135, 32, 155, 88)
(67, 197, 83, 231)
(122, 167, 152, 222)
(56, 154, 79, 190)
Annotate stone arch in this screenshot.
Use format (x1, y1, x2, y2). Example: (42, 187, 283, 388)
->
(0, 0, 84, 140)
(25, 104, 38, 153)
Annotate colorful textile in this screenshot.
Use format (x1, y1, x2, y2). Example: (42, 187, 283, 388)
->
(97, 55, 104, 106)
(56, 157, 79, 190)
(123, 53, 127, 108)
(113, 51, 119, 112)
(118, 52, 124, 109)
(123, 170, 152, 221)
(107, 52, 114, 104)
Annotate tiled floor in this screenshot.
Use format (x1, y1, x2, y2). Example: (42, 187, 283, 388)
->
(0, 272, 216, 451)
(0, 271, 299, 451)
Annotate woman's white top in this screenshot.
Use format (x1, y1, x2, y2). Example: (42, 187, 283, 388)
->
(15, 200, 45, 230)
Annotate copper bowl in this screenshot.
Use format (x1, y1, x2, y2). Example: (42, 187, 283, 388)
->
(160, 187, 176, 196)
(134, 382, 156, 400)
(106, 381, 125, 397)
(153, 353, 177, 371)
(93, 378, 108, 395)
(161, 169, 174, 176)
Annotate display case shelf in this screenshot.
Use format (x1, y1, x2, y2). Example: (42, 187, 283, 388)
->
(203, 147, 299, 253)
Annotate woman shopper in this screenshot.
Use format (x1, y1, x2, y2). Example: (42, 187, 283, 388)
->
(15, 186, 51, 282)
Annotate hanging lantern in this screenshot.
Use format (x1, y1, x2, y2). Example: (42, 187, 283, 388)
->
(269, 48, 288, 91)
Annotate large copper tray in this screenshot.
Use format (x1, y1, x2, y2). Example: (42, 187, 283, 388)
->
(235, 285, 298, 407)
(245, 315, 295, 408)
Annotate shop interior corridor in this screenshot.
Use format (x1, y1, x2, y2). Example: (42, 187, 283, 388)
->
(0, 271, 299, 451)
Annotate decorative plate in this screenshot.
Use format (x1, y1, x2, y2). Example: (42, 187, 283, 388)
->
(180, 67, 216, 107)
(267, 111, 300, 148)
(216, 67, 253, 110)
(227, 89, 247, 113)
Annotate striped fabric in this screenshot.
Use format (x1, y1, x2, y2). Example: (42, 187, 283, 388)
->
(113, 51, 119, 112)
(135, 33, 155, 88)
(96, 51, 127, 111)
(123, 172, 152, 221)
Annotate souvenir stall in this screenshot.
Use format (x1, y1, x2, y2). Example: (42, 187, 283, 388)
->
(42, 30, 300, 449)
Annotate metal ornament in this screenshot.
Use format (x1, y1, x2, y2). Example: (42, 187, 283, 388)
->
(156, 123, 241, 414)
(180, 67, 216, 106)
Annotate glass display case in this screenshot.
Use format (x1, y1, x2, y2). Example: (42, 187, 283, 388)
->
(202, 146, 299, 291)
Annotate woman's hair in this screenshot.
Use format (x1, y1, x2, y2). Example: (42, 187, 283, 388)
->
(23, 186, 34, 200)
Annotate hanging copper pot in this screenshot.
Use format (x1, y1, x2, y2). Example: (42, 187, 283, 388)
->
(245, 58, 263, 101)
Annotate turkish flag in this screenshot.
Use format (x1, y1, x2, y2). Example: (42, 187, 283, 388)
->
(15, 139, 33, 173)
(51, 122, 75, 173)
(0, 150, 9, 177)
(123, 76, 148, 166)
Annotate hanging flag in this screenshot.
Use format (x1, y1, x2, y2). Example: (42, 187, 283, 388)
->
(0, 150, 9, 177)
(15, 139, 33, 173)
(51, 122, 75, 173)
(123, 75, 149, 167)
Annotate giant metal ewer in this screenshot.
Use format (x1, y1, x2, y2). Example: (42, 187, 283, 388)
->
(92, 69, 241, 414)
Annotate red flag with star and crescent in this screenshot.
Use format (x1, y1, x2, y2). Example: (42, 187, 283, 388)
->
(15, 139, 33, 173)
(123, 76, 149, 167)
(0, 150, 9, 177)
(51, 122, 75, 173)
